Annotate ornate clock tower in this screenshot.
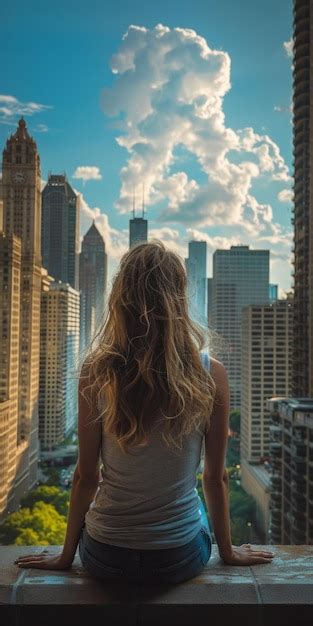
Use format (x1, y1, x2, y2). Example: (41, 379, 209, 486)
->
(2, 118, 41, 265)
(1, 118, 41, 498)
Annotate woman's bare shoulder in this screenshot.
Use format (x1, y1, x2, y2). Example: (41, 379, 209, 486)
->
(208, 357, 228, 388)
(209, 356, 227, 375)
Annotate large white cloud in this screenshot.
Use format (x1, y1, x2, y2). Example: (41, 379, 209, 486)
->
(101, 24, 291, 235)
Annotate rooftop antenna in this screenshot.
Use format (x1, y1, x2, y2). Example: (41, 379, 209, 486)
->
(132, 184, 136, 219)
(142, 182, 145, 218)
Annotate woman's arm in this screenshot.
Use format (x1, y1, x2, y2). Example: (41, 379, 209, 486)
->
(61, 375, 102, 564)
(202, 358, 275, 566)
(60, 471, 99, 565)
(202, 358, 233, 560)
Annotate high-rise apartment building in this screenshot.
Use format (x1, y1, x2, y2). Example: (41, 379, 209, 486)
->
(41, 174, 80, 290)
(79, 221, 108, 352)
(1, 118, 41, 511)
(268, 397, 313, 545)
(211, 245, 269, 409)
(0, 234, 21, 516)
(292, 0, 313, 397)
(0, 179, 3, 231)
(39, 276, 80, 450)
(241, 299, 293, 463)
(185, 241, 208, 326)
(240, 299, 293, 541)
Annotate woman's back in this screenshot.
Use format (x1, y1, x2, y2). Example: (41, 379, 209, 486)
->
(85, 350, 211, 549)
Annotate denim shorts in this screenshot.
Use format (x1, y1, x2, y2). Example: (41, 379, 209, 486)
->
(78, 504, 212, 585)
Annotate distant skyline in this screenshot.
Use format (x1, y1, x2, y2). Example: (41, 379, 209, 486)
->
(1, 0, 293, 294)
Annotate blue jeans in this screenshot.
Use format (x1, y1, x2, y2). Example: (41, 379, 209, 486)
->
(78, 499, 212, 584)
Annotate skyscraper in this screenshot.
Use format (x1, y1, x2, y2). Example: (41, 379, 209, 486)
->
(39, 274, 80, 450)
(185, 241, 208, 326)
(129, 201, 148, 249)
(41, 174, 80, 290)
(79, 220, 108, 351)
(267, 397, 313, 545)
(1, 118, 42, 511)
(241, 299, 293, 463)
(207, 277, 213, 326)
(269, 284, 278, 303)
(0, 234, 21, 516)
(0, 178, 3, 231)
(211, 245, 269, 409)
(292, 0, 313, 397)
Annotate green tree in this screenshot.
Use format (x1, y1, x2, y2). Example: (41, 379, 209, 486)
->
(230, 518, 252, 545)
(40, 466, 61, 486)
(0, 502, 67, 546)
(21, 485, 69, 517)
(226, 437, 240, 466)
(229, 410, 241, 435)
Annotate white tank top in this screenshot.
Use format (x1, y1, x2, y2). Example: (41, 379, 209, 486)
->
(85, 350, 211, 549)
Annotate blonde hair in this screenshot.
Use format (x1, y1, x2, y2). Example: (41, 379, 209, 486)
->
(79, 239, 216, 454)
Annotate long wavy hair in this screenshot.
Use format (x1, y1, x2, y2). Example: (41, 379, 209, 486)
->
(79, 239, 216, 454)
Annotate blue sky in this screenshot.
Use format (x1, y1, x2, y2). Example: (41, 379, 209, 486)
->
(0, 0, 293, 292)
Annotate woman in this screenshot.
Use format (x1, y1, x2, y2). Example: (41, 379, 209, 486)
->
(15, 240, 274, 583)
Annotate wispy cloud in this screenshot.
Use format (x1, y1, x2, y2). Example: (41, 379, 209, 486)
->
(101, 24, 291, 236)
(0, 94, 52, 125)
(283, 38, 293, 58)
(274, 104, 292, 114)
(34, 123, 49, 133)
(72, 166, 102, 184)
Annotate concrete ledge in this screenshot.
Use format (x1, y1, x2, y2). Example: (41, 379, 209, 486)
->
(1, 545, 313, 626)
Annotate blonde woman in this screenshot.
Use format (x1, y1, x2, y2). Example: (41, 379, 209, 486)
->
(15, 240, 274, 582)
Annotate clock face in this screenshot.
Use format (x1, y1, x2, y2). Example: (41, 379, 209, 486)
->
(11, 171, 26, 184)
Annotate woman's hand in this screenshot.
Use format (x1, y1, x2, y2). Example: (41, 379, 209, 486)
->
(220, 543, 275, 566)
(14, 550, 73, 571)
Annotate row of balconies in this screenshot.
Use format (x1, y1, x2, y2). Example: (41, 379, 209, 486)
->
(293, 3, 310, 26)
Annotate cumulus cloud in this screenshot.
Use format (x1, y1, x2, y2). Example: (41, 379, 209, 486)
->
(0, 94, 52, 126)
(101, 24, 291, 235)
(283, 38, 293, 58)
(278, 189, 293, 203)
(77, 189, 127, 257)
(73, 166, 102, 183)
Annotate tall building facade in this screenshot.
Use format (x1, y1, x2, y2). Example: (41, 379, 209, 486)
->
(79, 221, 108, 352)
(39, 275, 80, 450)
(41, 174, 80, 290)
(269, 284, 278, 303)
(129, 213, 148, 249)
(268, 397, 313, 545)
(207, 277, 213, 326)
(211, 245, 269, 409)
(0, 179, 3, 231)
(292, 0, 313, 397)
(185, 241, 208, 326)
(1, 118, 41, 512)
(241, 298, 293, 463)
(0, 234, 21, 515)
